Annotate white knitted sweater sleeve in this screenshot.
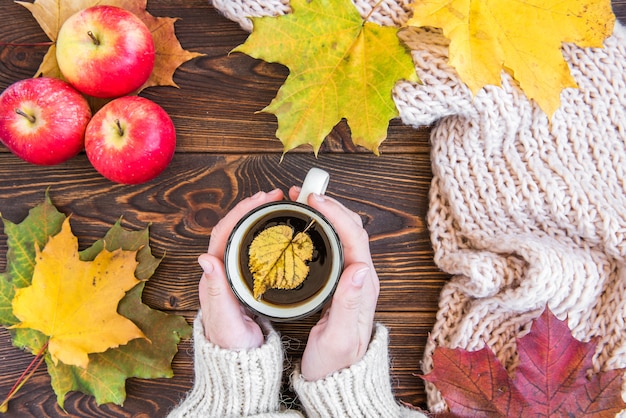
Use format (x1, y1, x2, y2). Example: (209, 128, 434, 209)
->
(292, 324, 428, 418)
(210, 0, 626, 415)
(169, 317, 427, 417)
(167, 313, 303, 418)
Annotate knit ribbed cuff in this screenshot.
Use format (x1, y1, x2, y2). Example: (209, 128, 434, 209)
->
(168, 313, 284, 417)
(291, 324, 407, 418)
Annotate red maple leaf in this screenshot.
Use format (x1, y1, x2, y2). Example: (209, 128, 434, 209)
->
(422, 308, 626, 417)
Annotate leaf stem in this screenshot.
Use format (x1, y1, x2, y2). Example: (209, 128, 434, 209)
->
(302, 219, 316, 234)
(0, 341, 49, 413)
(364, 0, 384, 22)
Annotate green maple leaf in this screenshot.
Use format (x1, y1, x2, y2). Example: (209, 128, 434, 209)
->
(1, 194, 191, 408)
(0, 195, 67, 386)
(46, 283, 191, 407)
(233, 0, 419, 155)
(81, 219, 162, 282)
(42, 221, 191, 407)
(0, 192, 65, 327)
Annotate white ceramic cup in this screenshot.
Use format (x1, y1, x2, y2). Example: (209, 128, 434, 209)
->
(224, 168, 343, 321)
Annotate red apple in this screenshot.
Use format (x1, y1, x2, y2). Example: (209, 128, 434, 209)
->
(56, 5, 155, 98)
(0, 77, 91, 165)
(85, 96, 176, 184)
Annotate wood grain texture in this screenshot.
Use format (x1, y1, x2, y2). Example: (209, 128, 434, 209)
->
(0, 1, 624, 417)
(0, 0, 431, 155)
(0, 153, 441, 312)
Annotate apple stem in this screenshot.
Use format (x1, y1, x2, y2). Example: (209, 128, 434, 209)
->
(87, 31, 100, 46)
(115, 119, 124, 136)
(15, 108, 36, 124)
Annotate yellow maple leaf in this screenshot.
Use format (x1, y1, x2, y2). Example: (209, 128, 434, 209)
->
(248, 225, 314, 299)
(407, 0, 615, 116)
(11, 218, 146, 369)
(232, 0, 419, 155)
(17, 0, 203, 92)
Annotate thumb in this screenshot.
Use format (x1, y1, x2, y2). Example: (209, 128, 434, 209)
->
(197, 254, 242, 322)
(198, 254, 264, 349)
(325, 263, 371, 332)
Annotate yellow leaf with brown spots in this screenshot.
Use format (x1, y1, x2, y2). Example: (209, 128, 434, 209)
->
(11, 218, 146, 369)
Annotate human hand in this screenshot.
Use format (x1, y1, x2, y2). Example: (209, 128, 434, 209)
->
(288, 187, 380, 381)
(198, 189, 284, 350)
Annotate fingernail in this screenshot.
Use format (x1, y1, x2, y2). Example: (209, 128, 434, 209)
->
(352, 267, 369, 287)
(268, 188, 282, 196)
(198, 256, 214, 275)
(313, 193, 325, 202)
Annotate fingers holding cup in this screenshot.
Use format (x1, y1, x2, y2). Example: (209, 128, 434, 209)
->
(208, 189, 284, 258)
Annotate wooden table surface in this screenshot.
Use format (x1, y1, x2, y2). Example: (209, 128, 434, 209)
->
(1, 1, 624, 416)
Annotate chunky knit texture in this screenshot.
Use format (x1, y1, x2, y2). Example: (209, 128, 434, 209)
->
(211, 0, 626, 414)
(292, 325, 420, 418)
(167, 314, 296, 417)
(168, 316, 426, 417)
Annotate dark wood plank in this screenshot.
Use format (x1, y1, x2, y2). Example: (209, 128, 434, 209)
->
(0, 152, 440, 415)
(0, 152, 443, 312)
(0, 0, 624, 417)
(0, 310, 435, 417)
(0, 0, 431, 155)
(615, 0, 626, 17)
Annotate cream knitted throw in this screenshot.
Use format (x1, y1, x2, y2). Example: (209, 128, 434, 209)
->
(211, 0, 626, 414)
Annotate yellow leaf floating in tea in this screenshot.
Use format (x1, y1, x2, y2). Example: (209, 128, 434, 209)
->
(248, 225, 314, 299)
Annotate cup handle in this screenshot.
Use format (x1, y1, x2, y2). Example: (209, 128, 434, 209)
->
(296, 168, 330, 204)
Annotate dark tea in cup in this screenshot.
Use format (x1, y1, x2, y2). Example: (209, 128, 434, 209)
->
(224, 169, 343, 321)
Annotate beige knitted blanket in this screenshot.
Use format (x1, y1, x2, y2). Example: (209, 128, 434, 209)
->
(211, 0, 626, 413)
